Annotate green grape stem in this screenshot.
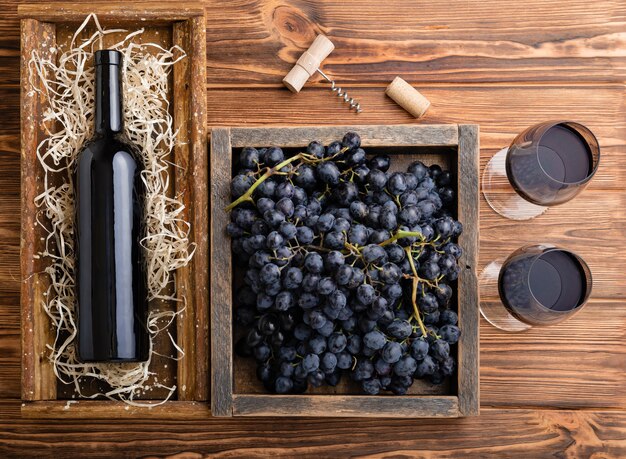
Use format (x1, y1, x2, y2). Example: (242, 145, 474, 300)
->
(225, 147, 349, 212)
(379, 231, 425, 247)
(405, 246, 428, 337)
(225, 154, 305, 211)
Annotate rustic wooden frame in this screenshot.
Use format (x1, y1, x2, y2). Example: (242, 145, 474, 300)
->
(20, 3, 208, 418)
(210, 125, 479, 418)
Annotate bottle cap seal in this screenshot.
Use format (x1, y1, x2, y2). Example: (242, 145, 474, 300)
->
(95, 50, 122, 66)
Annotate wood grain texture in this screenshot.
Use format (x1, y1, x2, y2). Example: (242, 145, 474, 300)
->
(1, 0, 625, 454)
(172, 15, 209, 403)
(204, 0, 626, 86)
(0, 134, 20, 401)
(21, 400, 210, 419)
(230, 124, 458, 147)
(17, 2, 205, 21)
(206, 85, 626, 190)
(209, 128, 233, 416)
(1, 401, 625, 458)
(232, 394, 459, 417)
(480, 299, 626, 410)
(20, 18, 56, 401)
(457, 125, 480, 416)
(0, 85, 19, 134)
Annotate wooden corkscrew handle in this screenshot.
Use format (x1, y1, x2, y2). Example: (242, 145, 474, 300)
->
(283, 35, 335, 93)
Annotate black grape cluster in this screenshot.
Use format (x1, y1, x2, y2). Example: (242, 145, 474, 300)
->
(226, 132, 463, 395)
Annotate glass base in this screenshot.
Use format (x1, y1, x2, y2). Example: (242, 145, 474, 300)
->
(479, 260, 531, 332)
(482, 147, 548, 221)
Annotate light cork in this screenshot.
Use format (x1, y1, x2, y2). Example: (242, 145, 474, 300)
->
(385, 76, 430, 118)
(283, 35, 335, 93)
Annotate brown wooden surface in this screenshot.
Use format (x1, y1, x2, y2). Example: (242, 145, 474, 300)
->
(1, 0, 625, 456)
(215, 125, 479, 418)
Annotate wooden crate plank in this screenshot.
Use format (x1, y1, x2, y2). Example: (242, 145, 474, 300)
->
(173, 15, 209, 402)
(230, 124, 458, 148)
(17, 3, 205, 21)
(232, 395, 459, 418)
(20, 18, 56, 401)
(205, 0, 626, 85)
(21, 400, 210, 419)
(209, 128, 233, 416)
(457, 125, 480, 416)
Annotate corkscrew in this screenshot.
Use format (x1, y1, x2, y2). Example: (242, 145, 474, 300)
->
(283, 35, 362, 113)
(316, 69, 362, 113)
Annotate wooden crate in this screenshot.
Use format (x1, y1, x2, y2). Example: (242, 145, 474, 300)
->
(20, 3, 209, 418)
(210, 125, 480, 417)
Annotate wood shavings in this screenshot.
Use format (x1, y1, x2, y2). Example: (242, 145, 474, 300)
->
(28, 14, 194, 406)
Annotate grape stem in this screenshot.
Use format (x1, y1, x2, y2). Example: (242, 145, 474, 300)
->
(225, 147, 349, 212)
(404, 246, 428, 337)
(225, 154, 305, 211)
(379, 230, 425, 247)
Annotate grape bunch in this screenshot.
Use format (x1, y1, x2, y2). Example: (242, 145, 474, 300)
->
(226, 132, 463, 395)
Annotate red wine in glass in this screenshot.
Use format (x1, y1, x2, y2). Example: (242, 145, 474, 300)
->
(498, 245, 592, 326)
(506, 121, 600, 207)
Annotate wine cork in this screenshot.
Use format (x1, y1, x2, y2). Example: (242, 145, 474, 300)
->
(283, 35, 335, 93)
(385, 76, 430, 118)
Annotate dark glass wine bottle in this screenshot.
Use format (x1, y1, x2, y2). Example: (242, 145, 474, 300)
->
(76, 50, 149, 362)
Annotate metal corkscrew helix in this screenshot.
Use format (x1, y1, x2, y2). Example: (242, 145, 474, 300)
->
(283, 35, 363, 114)
(317, 69, 362, 113)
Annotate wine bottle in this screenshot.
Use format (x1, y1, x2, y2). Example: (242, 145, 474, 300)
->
(76, 50, 149, 362)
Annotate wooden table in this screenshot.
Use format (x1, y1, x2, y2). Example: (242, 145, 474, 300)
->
(1, 0, 625, 456)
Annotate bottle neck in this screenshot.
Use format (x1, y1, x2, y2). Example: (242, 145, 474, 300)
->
(95, 62, 123, 135)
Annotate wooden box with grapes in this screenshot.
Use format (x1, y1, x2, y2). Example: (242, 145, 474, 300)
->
(211, 124, 479, 418)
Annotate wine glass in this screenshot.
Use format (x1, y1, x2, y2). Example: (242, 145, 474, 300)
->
(480, 244, 592, 332)
(482, 121, 600, 220)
